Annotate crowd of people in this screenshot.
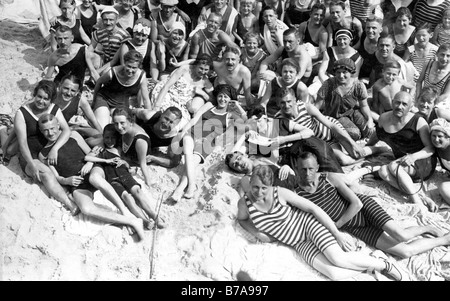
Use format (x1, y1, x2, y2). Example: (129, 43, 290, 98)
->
(3, 0, 450, 281)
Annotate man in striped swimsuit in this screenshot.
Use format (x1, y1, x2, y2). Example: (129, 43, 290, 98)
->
(291, 150, 450, 259)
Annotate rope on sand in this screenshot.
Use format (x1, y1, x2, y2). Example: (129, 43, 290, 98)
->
(149, 191, 165, 279)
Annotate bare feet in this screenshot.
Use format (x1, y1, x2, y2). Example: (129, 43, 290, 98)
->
(183, 185, 196, 199)
(63, 198, 80, 216)
(167, 189, 183, 204)
(154, 216, 166, 229)
(131, 218, 146, 241)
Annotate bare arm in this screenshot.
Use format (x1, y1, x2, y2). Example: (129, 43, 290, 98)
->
(318, 49, 330, 83)
(153, 66, 185, 109)
(79, 97, 103, 133)
(326, 172, 363, 228)
(236, 198, 275, 242)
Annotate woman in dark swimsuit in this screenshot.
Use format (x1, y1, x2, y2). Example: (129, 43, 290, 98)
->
(77, 0, 100, 38)
(112, 107, 154, 189)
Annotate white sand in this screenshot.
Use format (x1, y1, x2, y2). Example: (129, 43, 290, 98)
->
(1, 20, 450, 282)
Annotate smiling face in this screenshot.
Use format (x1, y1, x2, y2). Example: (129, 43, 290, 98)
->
(329, 4, 344, 23)
(415, 28, 431, 46)
(213, 0, 227, 10)
(103, 130, 118, 148)
(334, 68, 351, 84)
(169, 29, 184, 45)
(194, 62, 211, 79)
(223, 51, 239, 72)
(156, 110, 180, 133)
(216, 91, 232, 109)
(336, 35, 350, 49)
(161, 4, 176, 18)
(378, 37, 395, 58)
(431, 130, 450, 149)
(113, 114, 132, 135)
(365, 20, 382, 40)
(311, 8, 325, 25)
(417, 98, 435, 116)
(133, 31, 149, 46)
(101, 12, 118, 32)
(40, 118, 60, 143)
(437, 49, 450, 68)
(206, 14, 221, 33)
(244, 36, 259, 55)
(281, 64, 298, 85)
(395, 15, 410, 29)
(249, 176, 270, 202)
(33, 89, 52, 111)
(59, 79, 80, 102)
(382, 67, 400, 85)
(240, 1, 253, 15)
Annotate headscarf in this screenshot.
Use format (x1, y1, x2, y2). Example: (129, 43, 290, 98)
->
(430, 118, 450, 137)
(133, 18, 152, 36)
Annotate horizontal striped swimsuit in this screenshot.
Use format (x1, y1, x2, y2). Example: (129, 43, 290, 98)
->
(245, 186, 337, 265)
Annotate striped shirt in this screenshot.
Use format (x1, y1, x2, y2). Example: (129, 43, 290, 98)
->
(413, 0, 450, 31)
(408, 43, 438, 77)
(349, 0, 372, 22)
(93, 27, 130, 62)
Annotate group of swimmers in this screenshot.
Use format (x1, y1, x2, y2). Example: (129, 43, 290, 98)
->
(3, 0, 450, 280)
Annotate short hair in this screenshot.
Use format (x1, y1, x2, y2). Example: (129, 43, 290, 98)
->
(239, 0, 256, 7)
(208, 12, 223, 23)
(103, 123, 120, 147)
(329, 0, 346, 10)
(365, 16, 383, 25)
(247, 104, 266, 119)
(38, 113, 57, 129)
(243, 32, 261, 45)
(193, 53, 213, 68)
(394, 6, 412, 22)
(437, 43, 450, 54)
(261, 5, 277, 16)
(59, 74, 82, 89)
(283, 27, 298, 38)
(297, 151, 318, 162)
(417, 86, 439, 104)
(164, 106, 183, 120)
(123, 49, 143, 65)
(383, 59, 401, 70)
(275, 87, 296, 101)
(377, 32, 395, 45)
(250, 165, 274, 186)
(280, 57, 300, 73)
(223, 45, 241, 57)
(416, 22, 433, 34)
(224, 151, 245, 172)
(59, 0, 76, 7)
(393, 91, 413, 104)
(310, 3, 326, 14)
(112, 106, 135, 123)
(33, 80, 58, 102)
(55, 25, 73, 34)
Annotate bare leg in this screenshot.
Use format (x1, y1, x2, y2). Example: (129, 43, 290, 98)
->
(93, 106, 111, 131)
(26, 160, 78, 215)
(72, 189, 145, 241)
(121, 191, 150, 228)
(438, 181, 450, 205)
(130, 185, 166, 229)
(376, 228, 450, 259)
(89, 167, 133, 216)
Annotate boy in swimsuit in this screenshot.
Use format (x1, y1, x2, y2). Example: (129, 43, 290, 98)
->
(371, 59, 415, 122)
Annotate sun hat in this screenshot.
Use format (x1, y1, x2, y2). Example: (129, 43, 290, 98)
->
(430, 118, 450, 137)
(335, 28, 353, 41)
(160, 0, 179, 6)
(100, 6, 119, 16)
(333, 58, 356, 74)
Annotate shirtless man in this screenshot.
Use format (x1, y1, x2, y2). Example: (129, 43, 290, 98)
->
(213, 46, 254, 106)
(45, 25, 98, 84)
(371, 59, 415, 122)
(259, 27, 313, 84)
(189, 12, 239, 61)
